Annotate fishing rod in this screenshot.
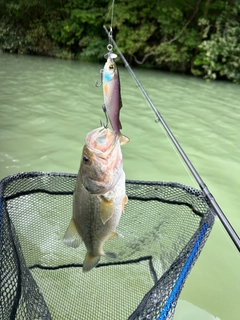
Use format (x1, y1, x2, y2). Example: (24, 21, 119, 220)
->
(103, 25, 240, 253)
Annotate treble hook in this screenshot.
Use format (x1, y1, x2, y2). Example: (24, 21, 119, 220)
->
(100, 104, 109, 128)
(95, 69, 103, 87)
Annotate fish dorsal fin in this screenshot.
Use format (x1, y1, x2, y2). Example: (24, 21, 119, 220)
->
(99, 196, 114, 225)
(63, 218, 82, 248)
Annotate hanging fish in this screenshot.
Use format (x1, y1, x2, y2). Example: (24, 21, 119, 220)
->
(96, 52, 123, 133)
(63, 127, 129, 272)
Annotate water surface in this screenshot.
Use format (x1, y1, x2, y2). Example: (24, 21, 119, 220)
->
(0, 52, 239, 320)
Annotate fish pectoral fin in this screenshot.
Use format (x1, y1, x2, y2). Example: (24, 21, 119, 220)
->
(99, 196, 114, 225)
(122, 194, 128, 211)
(119, 134, 130, 145)
(83, 253, 100, 272)
(63, 218, 82, 248)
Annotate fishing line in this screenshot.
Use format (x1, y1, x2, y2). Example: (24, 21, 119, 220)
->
(104, 0, 115, 26)
(104, 0, 115, 47)
(110, 0, 115, 31)
(103, 25, 240, 252)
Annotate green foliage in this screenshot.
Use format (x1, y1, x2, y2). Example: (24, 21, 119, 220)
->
(193, 2, 240, 83)
(0, 17, 28, 53)
(0, 0, 239, 82)
(0, 0, 109, 59)
(76, 37, 107, 61)
(113, 1, 201, 72)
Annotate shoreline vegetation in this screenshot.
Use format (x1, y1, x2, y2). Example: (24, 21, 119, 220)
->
(0, 0, 239, 83)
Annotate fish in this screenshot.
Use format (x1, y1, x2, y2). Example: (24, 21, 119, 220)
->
(102, 52, 123, 133)
(63, 127, 129, 272)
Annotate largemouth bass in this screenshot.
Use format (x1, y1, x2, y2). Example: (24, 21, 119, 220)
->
(63, 127, 129, 272)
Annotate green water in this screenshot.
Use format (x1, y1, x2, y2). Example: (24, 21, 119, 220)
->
(0, 52, 239, 320)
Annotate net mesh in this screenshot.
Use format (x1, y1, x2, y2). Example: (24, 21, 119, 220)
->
(0, 172, 215, 320)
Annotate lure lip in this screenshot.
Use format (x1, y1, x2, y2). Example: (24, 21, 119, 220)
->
(104, 52, 118, 60)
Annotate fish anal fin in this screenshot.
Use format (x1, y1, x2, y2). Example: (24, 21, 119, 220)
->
(99, 196, 114, 225)
(83, 253, 100, 272)
(63, 218, 82, 248)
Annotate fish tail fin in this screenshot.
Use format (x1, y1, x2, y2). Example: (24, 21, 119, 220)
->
(83, 253, 101, 272)
(82, 251, 117, 272)
(63, 218, 82, 248)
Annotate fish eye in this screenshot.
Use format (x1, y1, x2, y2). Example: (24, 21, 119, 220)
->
(83, 156, 89, 164)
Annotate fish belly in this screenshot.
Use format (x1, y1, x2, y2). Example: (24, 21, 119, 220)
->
(73, 170, 126, 257)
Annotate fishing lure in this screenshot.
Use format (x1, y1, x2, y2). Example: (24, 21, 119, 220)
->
(96, 48, 123, 133)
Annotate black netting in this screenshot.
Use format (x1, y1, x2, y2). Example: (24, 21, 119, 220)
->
(0, 172, 215, 320)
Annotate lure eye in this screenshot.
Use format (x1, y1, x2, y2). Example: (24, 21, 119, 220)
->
(109, 64, 114, 70)
(83, 156, 89, 164)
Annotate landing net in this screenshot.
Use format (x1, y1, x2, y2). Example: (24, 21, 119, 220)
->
(0, 172, 214, 320)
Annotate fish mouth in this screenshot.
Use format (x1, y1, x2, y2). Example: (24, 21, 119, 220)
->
(87, 128, 119, 155)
